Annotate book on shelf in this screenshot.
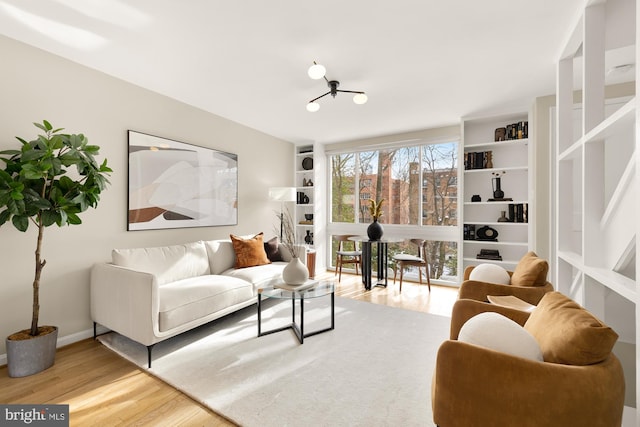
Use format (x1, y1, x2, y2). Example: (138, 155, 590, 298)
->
(476, 248, 502, 261)
(508, 203, 528, 223)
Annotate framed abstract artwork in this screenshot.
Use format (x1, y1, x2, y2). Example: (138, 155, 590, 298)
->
(127, 131, 238, 230)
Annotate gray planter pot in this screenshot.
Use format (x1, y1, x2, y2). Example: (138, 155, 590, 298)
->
(6, 326, 58, 378)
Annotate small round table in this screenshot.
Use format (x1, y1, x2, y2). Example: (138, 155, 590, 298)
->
(257, 281, 335, 343)
(348, 236, 404, 290)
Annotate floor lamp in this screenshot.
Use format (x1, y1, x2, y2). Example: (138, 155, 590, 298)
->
(268, 187, 297, 240)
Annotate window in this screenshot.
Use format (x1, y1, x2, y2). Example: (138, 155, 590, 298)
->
(329, 139, 459, 283)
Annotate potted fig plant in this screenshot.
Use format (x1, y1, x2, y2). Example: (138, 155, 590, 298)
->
(0, 121, 112, 377)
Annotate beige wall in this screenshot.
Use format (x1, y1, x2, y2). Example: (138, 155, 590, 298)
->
(0, 35, 294, 357)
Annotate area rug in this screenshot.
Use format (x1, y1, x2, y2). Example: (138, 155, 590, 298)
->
(98, 296, 450, 426)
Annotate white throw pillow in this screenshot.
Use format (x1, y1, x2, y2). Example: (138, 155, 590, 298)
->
(458, 312, 543, 361)
(469, 263, 510, 285)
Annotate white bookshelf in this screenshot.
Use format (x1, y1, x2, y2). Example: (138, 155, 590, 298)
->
(555, 0, 637, 423)
(461, 113, 533, 271)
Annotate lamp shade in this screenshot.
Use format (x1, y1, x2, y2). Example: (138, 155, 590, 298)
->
(353, 93, 368, 104)
(308, 63, 326, 80)
(306, 102, 320, 112)
(269, 187, 296, 202)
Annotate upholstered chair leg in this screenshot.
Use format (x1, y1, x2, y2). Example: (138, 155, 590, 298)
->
(425, 266, 431, 291)
(399, 267, 404, 293)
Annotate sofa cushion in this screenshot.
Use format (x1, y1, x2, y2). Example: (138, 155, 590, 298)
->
(222, 262, 287, 291)
(204, 240, 236, 275)
(230, 233, 271, 268)
(158, 275, 253, 332)
(264, 236, 284, 262)
(112, 241, 210, 285)
(524, 292, 618, 365)
(510, 251, 548, 286)
(468, 263, 510, 285)
(459, 312, 543, 361)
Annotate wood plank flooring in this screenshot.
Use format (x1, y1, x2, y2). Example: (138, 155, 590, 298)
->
(0, 272, 458, 426)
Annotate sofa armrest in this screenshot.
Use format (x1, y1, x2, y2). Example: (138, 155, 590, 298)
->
(450, 299, 531, 339)
(433, 340, 624, 427)
(458, 280, 553, 305)
(90, 263, 161, 346)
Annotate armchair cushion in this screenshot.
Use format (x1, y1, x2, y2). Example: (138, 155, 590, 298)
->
(510, 251, 548, 286)
(459, 312, 543, 361)
(524, 292, 618, 365)
(230, 232, 271, 269)
(468, 263, 510, 285)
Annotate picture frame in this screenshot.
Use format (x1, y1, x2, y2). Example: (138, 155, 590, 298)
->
(127, 130, 238, 231)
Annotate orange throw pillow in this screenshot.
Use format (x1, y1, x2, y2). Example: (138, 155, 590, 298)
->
(230, 233, 271, 268)
(510, 251, 548, 286)
(524, 292, 618, 365)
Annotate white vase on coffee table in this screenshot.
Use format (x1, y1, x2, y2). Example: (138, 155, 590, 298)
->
(282, 256, 309, 285)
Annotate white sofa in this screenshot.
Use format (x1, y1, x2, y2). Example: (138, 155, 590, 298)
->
(90, 239, 304, 366)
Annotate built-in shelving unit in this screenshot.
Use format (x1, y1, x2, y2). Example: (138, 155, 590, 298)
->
(461, 113, 533, 271)
(555, 0, 637, 423)
(294, 144, 326, 276)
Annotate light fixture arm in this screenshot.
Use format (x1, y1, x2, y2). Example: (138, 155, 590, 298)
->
(307, 79, 366, 103)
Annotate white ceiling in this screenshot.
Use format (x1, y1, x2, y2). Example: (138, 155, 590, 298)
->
(0, 0, 590, 145)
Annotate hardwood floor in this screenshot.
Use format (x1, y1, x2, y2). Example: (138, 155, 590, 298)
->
(0, 272, 458, 426)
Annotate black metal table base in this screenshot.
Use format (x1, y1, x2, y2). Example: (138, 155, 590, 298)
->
(257, 292, 335, 343)
(361, 241, 389, 290)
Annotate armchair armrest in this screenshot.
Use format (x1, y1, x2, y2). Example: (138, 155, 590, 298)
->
(90, 263, 161, 346)
(450, 299, 531, 339)
(433, 340, 624, 427)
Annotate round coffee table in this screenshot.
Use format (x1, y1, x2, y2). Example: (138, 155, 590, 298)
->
(257, 280, 335, 344)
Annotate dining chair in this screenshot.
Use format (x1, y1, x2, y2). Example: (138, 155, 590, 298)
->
(334, 235, 362, 282)
(392, 239, 431, 292)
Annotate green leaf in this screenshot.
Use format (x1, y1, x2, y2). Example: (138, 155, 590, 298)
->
(42, 120, 53, 131)
(0, 149, 21, 156)
(0, 209, 10, 226)
(67, 212, 81, 225)
(21, 148, 46, 162)
(41, 210, 58, 227)
(33, 122, 48, 132)
(11, 215, 28, 232)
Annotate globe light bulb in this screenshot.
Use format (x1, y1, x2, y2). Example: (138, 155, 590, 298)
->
(308, 63, 326, 80)
(306, 102, 320, 112)
(353, 93, 368, 105)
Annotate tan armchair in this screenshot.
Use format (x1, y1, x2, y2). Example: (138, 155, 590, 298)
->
(458, 252, 554, 305)
(432, 296, 625, 427)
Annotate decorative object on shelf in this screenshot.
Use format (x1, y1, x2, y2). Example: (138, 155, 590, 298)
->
(306, 61, 367, 112)
(279, 208, 309, 286)
(302, 157, 313, 170)
(305, 230, 314, 245)
(505, 121, 528, 140)
(476, 226, 499, 241)
(494, 127, 506, 141)
(296, 191, 310, 204)
(464, 224, 476, 240)
(471, 194, 482, 202)
(497, 211, 509, 222)
(491, 171, 506, 199)
(0, 120, 112, 377)
(476, 249, 502, 261)
(366, 198, 385, 241)
(485, 151, 493, 168)
(269, 187, 297, 239)
(304, 214, 314, 221)
(302, 177, 314, 187)
(508, 203, 528, 223)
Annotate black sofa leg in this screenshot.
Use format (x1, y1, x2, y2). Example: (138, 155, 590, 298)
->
(93, 322, 97, 340)
(147, 344, 155, 368)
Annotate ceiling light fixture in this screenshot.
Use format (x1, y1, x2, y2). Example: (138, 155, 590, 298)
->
(306, 61, 367, 112)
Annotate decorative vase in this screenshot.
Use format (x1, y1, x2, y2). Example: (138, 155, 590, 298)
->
(282, 256, 309, 285)
(497, 211, 509, 222)
(304, 230, 313, 245)
(367, 219, 384, 241)
(6, 326, 58, 378)
(492, 177, 504, 199)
